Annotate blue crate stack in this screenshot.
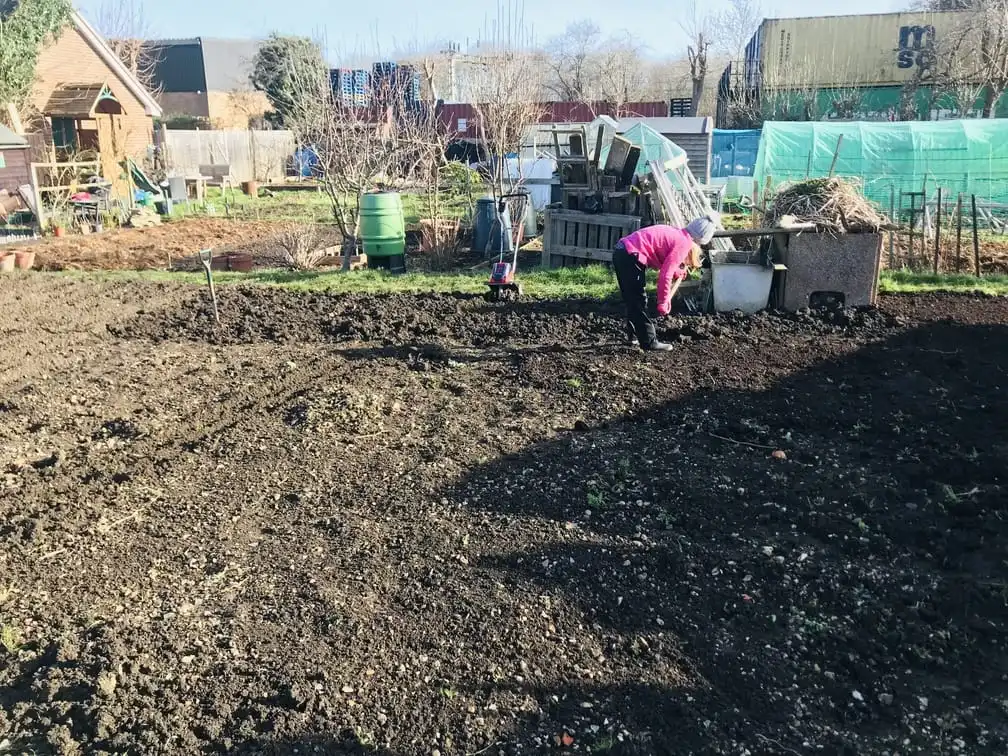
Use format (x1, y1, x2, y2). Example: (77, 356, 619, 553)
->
(371, 61, 390, 106)
(352, 68, 369, 106)
(331, 68, 354, 107)
(373, 61, 397, 80)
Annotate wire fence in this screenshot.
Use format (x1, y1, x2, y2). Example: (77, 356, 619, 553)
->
(883, 189, 1008, 276)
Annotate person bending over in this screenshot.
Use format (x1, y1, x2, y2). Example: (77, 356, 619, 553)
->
(612, 216, 715, 351)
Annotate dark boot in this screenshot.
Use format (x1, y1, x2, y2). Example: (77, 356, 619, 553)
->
(642, 340, 673, 352)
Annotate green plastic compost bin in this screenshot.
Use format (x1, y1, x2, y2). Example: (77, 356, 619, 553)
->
(359, 191, 406, 257)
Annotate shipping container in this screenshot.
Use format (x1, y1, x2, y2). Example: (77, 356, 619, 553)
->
(747, 11, 964, 90)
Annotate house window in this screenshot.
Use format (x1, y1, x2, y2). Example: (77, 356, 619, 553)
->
(457, 118, 467, 131)
(669, 98, 692, 117)
(51, 118, 77, 152)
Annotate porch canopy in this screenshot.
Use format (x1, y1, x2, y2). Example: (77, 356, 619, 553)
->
(44, 83, 122, 118)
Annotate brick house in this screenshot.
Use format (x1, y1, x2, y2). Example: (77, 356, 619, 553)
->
(29, 11, 162, 194)
(141, 38, 270, 128)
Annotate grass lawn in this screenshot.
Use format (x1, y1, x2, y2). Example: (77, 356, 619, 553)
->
(879, 269, 1008, 296)
(170, 186, 478, 227)
(72, 264, 1008, 300)
(79, 265, 622, 300)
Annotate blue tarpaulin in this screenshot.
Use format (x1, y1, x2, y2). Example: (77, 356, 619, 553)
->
(712, 129, 761, 178)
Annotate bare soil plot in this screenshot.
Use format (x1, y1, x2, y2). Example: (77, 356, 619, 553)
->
(0, 277, 1005, 755)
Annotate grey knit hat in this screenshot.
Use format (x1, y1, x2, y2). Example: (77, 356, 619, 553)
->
(685, 215, 717, 245)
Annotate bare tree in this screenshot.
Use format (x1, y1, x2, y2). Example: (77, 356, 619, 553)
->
(940, 0, 1008, 117)
(282, 41, 445, 266)
(93, 0, 160, 93)
(223, 89, 268, 129)
(727, 54, 871, 126)
(458, 3, 544, 200)
(545, 21, 602, 101)
(913, 0, 977, 8)
(595, 32, 648, 115)
(464, 52, 545, 197)
(387, 38, 454, 102)
(935, 55, 986, 116)
(715, 0, 763, 62)
(682, 1, 713, 117)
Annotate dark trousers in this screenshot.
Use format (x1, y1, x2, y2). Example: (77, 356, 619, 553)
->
(612, 246, 655, 347)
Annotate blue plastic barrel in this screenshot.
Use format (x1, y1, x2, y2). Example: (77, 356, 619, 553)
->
(474, 197, 497, 254)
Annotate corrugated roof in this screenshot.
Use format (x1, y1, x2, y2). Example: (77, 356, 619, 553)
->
(617, 117, 713, 135)
(0, 124, 28, 148)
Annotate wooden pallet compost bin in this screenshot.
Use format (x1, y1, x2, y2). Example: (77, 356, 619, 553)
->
(540, 124, 729, 270)
(777, 232, 883, 311)
(541, 209, 641, 267)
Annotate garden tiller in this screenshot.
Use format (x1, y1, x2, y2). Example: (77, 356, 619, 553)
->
(486, 193, 528, 302)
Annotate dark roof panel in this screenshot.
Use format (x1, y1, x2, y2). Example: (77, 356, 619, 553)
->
(142, 40, 207, 93)
(141, 38, 261, 93)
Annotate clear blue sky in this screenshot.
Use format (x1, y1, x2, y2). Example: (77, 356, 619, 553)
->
(74, 0, 907, 63)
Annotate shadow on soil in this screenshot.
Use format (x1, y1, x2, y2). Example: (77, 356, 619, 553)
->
(429, 318, 1008, 753)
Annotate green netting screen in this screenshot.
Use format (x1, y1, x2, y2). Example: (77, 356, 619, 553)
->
(753, 120, 1008, 210)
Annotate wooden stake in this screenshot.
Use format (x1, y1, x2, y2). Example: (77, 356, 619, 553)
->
(971, 194, 980, 276)
(908, 193, 916, 267)
(827, 135, 844, 177)
(955, 193, 963, 273)
(888, 185, 895, 268)
(752, 180, 759, 229)
(933, 186, 942, 274)
(198, 249, 220, 325)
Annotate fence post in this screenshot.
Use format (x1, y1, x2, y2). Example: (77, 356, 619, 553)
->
(908, 193, 915, 267)
(955, 193, 963, 273)
(933, 186, 942, 274)
(971, 194, 980, 276)
(889, 185, 895, 269)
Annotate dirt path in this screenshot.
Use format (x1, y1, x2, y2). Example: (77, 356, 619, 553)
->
(0, 277, 1005, 755)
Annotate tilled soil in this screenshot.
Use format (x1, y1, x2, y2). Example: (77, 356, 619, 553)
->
(0, 277, 1006, 756)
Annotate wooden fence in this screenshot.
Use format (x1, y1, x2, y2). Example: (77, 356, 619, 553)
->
(159, 128, 295, 183)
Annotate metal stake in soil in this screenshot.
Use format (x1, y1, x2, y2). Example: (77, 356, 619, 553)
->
(199, 248, 220, 325)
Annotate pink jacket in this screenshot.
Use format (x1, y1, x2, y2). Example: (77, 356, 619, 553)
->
(619, 225, 694, 315)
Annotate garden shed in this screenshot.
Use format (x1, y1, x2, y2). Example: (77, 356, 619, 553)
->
(0, 125, 31, 193)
